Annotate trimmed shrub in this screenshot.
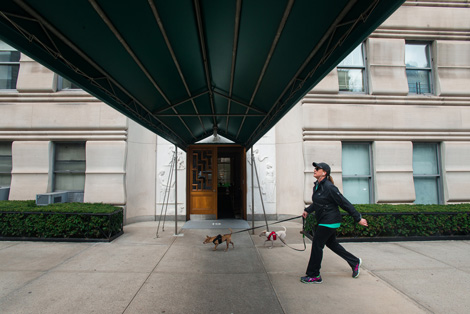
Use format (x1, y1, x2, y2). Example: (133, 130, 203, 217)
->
(0, 201, 123, 241)
(304, 204, 470, 240)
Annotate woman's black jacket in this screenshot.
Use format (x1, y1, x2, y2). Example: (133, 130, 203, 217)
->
(304, 178, 362, 225)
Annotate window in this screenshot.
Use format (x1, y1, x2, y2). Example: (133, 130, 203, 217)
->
(342, 143, 373, 204)
(54, 142, 86, 192)
(413, 143, 441, 204)
(0, 41, 20, 90)
(406, 43, 432, 94)
(337, 43, 366, 92)
(57, 76, 80, 90)
(0, 142, 12, 187)
(218, 157, 231, 187)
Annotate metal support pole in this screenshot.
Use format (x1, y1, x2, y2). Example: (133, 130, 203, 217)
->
(253, 157, 269, 232)
(174, 145, 178, 236)
(251, 149, 254, 235)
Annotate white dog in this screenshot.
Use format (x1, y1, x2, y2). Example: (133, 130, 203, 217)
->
(259, 226, 287, 248)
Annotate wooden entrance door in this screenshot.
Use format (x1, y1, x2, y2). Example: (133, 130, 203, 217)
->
(188, 146, 217, 218)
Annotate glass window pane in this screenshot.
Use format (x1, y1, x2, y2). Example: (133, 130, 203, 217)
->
(338, 69, 364, 92)
(55, 173, 85, 191)
(414, 177, 439, 204)
(342, 144, 370, 176)
(338, 45, 364, 67)
(55, 161, 86, 172)
(406, 69, 431, 94)
(60, 77, 80, 90)
(56, 143, 86, 160)
(343, 178, 370, 204)
(0, 174, 11, 186)
(413, 143, 438, 175)
(54, 142, 86, 192)
(0, 156, 12, 172)
(0, 64, 19, 89)
(0, 142, 12, 155)
(405, 44, 430, 68)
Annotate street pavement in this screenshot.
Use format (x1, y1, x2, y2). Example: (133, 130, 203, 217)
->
(1, 220, 469, 314)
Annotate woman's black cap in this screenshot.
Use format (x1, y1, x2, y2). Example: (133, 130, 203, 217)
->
(312, 162, 331, 175)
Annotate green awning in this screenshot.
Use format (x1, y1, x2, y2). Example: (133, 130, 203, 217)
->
(0, 0, 404, 150)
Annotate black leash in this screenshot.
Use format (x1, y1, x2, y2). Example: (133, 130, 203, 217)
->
(232, 215, 303, 234)
(233, 215, 308, 252)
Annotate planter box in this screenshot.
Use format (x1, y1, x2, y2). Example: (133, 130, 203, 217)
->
(303, 212, 470, 242)
(0, 208, 123, 242)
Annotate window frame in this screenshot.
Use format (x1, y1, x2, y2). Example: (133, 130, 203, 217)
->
(337, 43, 367, 93)
(405, 42, 434, 95)
(0, 41, 20, 90)
(341, 142, 374, 204)
(412, 142, 443, 204)
(53, 142, 86, 192)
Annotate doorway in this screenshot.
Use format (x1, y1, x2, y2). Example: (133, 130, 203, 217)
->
(187, 145, 246, 220)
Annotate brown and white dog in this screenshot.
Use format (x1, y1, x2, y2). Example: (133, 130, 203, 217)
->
(259, 226, 287, 248)
(203, 228, 234, 251)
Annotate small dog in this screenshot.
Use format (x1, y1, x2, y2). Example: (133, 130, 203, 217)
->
(259, 226, 287, 248)
(203, 228, 234, 251)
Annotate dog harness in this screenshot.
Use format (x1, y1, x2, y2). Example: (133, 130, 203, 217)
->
(267, 231, 277, 241)
(213, 234, 223, 244)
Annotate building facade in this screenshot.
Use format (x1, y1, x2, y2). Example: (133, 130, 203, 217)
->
(1, 1, 469, 224)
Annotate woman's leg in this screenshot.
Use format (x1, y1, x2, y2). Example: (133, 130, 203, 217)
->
(306, 226, 336, 276)
(325, 230, 359, 268)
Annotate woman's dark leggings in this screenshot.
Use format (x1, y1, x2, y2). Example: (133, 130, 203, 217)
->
(306, 226, 359, 277)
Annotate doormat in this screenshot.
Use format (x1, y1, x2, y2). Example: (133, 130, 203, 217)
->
(182, 219, 250, 229)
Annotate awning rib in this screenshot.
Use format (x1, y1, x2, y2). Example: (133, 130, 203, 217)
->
(247, 0, 357, 143)
(148, 0, 207, 134)
(194, 0, 217, 127)
(236, 0, 295, 139)
(89, 0, 196, 140)
(226, 0, 242, 132)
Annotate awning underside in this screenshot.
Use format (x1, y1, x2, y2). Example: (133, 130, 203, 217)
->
(0, 0, 404, 150)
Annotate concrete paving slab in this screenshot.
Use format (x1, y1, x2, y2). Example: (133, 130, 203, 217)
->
(117, 221, 183, 245)
(123, 272, 284, 314)
(341, 242, 449, 271)
(154, 245, 265, 274)
(54, 242, 169, 273)
(0, 242, 18, 250)
(0, 242, 91, 271)
(375, 268, 470, 314)
(0, 271, 43, 298)
(397, 241, 470, 269)
(269, 271, 427, 314)
(0, 271, 149, 314)
(1, 222, 469, 314)
(173, 228, 254, 248)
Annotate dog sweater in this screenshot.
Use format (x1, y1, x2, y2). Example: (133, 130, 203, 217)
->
(213, 234, 223, 244)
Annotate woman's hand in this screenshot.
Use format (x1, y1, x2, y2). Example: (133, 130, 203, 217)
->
(302, 211, 308, 218)
(358, 218, 368, 227)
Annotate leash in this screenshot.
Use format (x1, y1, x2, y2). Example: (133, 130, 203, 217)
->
(233, 215, 308, 252)
(232, 215, 303, 234)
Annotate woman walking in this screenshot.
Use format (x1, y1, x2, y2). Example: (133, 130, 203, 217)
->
(301, 162, 368, 284)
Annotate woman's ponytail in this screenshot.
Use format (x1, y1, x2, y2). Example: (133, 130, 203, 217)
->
(328, 175, 334, 185)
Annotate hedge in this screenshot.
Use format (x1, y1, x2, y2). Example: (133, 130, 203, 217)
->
(0, 201, 123, 242)
(304, 204, 470, 242)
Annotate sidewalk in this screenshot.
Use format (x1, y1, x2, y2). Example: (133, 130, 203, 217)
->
(1, 220, 469, 314)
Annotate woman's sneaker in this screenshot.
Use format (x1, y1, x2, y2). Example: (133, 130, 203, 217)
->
(352, 258, 362, 278)
(300, 276, 322, 284)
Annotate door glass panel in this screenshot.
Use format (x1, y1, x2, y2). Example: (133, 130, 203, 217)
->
(192, 149, 213, 191)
